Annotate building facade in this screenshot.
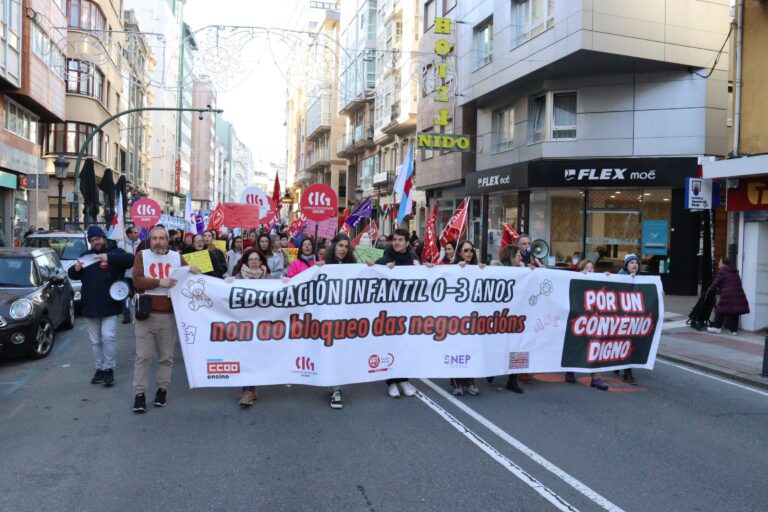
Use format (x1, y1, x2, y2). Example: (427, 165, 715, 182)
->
(443, 0, 730, 295)
(190, 79, 215, 210)
(703, 0, 768, 331)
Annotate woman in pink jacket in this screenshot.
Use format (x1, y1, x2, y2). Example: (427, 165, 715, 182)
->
(286, 238, 316, 277)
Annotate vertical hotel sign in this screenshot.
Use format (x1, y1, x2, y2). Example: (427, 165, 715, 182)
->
(416, 17, 471, 152)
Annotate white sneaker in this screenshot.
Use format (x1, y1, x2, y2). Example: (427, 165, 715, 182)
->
(398, 381, 417, 397)
(706, 327, 722, 334)
(729, 330, 739, 336)
(387, 383, 401, 398)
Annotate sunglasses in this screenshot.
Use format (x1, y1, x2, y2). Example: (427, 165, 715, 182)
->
(461, 247, 475, 252)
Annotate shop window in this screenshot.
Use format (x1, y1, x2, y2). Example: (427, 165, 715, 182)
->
(640, 189, 672, 273)
(487, 193, 518, 263)
(552, 92, 577, 139)
(473, 17, 493, 69)
(585, 190, 642, 273)
(493, 106, 515, 152)
(550, 190, 584, 266)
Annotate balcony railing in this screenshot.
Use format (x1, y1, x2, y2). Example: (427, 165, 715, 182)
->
(354, 123, 374, 142)
(307, 147, 330, 168)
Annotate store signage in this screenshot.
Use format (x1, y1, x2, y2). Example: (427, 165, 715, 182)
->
(18, 175, 28, 190)
(727, 177, 768, 211)
(0, 170, 18, 189)
(564, 168, 656, 182)
(416, 16, 472, 152)
(684, 177, 713, 210)
(531, 158, 698, 188)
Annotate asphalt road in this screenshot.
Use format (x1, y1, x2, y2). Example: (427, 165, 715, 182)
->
(1, 320, 767, 512)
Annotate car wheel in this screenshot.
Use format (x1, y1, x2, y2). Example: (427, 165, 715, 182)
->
(28, 316, 54, 359)
(60, 298, 75, 330)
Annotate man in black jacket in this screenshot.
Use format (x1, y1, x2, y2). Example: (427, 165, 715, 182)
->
(69, 226, 135, 387)
(375, 228, 421, 399)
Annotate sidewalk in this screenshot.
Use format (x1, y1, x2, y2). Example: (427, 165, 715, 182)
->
(660, 295, 768, 390)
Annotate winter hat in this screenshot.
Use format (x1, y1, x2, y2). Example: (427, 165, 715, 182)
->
(623, 253, 640, 267)
(87, 225, 106, 240)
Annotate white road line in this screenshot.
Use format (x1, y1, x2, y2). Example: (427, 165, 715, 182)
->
(414, 390, 580, 512)
(662, 320, 690, 330)
(419, 378, 626, 512)
(657, 359, 768, 397)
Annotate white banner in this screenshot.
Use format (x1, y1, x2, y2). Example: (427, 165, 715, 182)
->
(169, 265, 664, 388)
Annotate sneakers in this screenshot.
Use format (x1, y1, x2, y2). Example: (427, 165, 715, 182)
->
(466, 383, 481, 396)
(91, 369, 105, 384)
(565, 372, 576, 384)
(729, 330, 739, 336)
(590, 377, 609, 391)
(451, 383, 464, 396)
(330, 389, 343, 409)
(132, 393, 146, 413)
(398, 381, 417, 397)
(622, 370, 637, 386)
(103, 369, 115, 387)
(387, 383, 401, 398)
(153, 388, 167, 407)
(238, 388, 259, 407)
(706, 327, 722, 334)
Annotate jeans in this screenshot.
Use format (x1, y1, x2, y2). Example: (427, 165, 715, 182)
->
(712, 313, 739, 332)
(133, 312, 177, 394)
(84, 316, 118, 370)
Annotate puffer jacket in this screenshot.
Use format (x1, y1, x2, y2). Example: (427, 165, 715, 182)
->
(707, 265, 750, 316)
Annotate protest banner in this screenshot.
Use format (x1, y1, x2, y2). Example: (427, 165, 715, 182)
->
(169, 265, 664, 388)
(184, 250, 214, 274)
(353, 246, 384, 262)
(222, 203, 262, 227)
(212, 240, 227, 254)
(305, 217, 337, 240)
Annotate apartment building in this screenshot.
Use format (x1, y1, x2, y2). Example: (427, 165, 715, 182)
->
(444, 0, 730, 295)
(190, 79, 215, 210)
(1, 0, 66, 242)
(703, 0, 768, 330)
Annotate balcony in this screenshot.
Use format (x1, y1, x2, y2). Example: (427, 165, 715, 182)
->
(382, 101, 416, 135)
(306, 94, 333, 139)
(336, 134, 354, 158)
(306, 148, 330, 170)
(352, 123, 375, 151)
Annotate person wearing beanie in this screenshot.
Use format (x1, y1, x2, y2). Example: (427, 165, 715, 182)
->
(615, 253, 641, 385)
(69, 225, 135, 387)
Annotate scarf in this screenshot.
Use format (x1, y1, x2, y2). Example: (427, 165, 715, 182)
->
(240, 265, 266, 279)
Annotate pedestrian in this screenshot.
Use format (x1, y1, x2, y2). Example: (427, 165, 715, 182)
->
(516, 234, 542, 268)
(118, 226, 141, 324)
(23, 225, 36, 239)
(410, 230, 419, 245)
(706, 257, 750, 335)
(375, 235, 389, 250)
(203, 230, 228, 278)
(489, 244, 525, 393)
(258, 233, 284, 278)
(374, 228, 420, 399)
(271, 234, 289, 276)
(449, 239, 485, 396)
(226, 236, 243, 277)
(228, 247, 270, 407)
(317, 244, 327, 262)
(68, 226, 135, 387)
(280, 232, 295, 249)
(243, 230, 258, 250)
(286, 238, 316, 277)
(131, 226, 199, 413)
(440, 240, 456, 265)
(316, 233, 356, 409)
(564, 260, 610, 391)
(615, 254, 641, 385)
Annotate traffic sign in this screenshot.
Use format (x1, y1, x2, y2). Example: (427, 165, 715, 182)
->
(301, 184, 338, 221)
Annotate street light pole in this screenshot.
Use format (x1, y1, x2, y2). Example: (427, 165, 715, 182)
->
(54, 155, 70, 230)
(71, 106, 223, 223)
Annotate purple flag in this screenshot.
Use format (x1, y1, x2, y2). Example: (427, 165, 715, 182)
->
(345, 196, 372, 228)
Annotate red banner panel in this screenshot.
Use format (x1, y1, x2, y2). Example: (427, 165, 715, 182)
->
(727, 177, 768, 211)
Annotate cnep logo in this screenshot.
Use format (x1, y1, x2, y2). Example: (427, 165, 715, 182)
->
(368, 353, 395, 373)
(307, 190, 331, 207)
(295, 356, 315, 371)
(443, 354, 471, 368)
(206, 359, 240, 380)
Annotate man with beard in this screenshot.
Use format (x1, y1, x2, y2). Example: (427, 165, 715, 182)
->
(69, 226, 135, 387)
(131, 226, 200, 413)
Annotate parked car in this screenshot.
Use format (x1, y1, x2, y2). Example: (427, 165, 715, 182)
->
(0, 248, 75, 359)
(21, 231, 89, 305)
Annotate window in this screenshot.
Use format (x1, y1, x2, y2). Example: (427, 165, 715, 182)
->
(552, 92, 577, 139)
(531, 95, 546, 143)
(7, 0, 19, 50)
(515, 0, 555, 45)
(66, 0, 105, 32)
(67, 59, 104, 102)
(360, 154, 379, 191)
(47, 122, 103, 159)
(493, 106, 515, 152)
(443, 0, 457, 14)
(4, 100, 39, 143)
(31, 25, 66, 79)
(424, 0, 435, 32)
(473, 18, 493, 69)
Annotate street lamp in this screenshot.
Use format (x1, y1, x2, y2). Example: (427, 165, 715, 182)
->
(53, 155, 69, 230)
(354, 185, 363, 203)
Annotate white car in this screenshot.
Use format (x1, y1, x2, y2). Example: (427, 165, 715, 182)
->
(21, 232, 90, 305)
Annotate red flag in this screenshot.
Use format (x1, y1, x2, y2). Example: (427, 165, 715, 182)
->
(272, 173, 282, 210)
(340, 223, 351, 235)
(207, 202, 225, 231)
(285, 214, 306, 237)
(350, 229, 365, 248)
(367, 219, 379, 241)
(421, 203, 440, 264)
(500, 223, 520, 251)
(440, 197, 469, 248)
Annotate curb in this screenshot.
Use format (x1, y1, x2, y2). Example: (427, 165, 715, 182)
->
(657, 352, 768, 391)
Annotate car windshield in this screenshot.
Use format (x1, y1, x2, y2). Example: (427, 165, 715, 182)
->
(22, 237, 86, 260)
(0, 258, 35, 287)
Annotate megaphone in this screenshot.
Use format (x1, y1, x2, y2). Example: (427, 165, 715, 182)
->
(531, 239, 550, 260)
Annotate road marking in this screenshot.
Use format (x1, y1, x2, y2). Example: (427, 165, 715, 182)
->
(419, 378, 626, 512)
(6, 399, 28, 419)
(662, 320, 690, 330)
(414, 389, 580, 512)
(657, 359, 768, 397)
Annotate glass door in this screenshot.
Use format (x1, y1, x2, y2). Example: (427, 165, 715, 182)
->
(585, 190, 642, 273)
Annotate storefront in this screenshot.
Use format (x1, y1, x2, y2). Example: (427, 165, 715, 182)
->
(467, 158, 701, 295)
(0, 169, 28, 247)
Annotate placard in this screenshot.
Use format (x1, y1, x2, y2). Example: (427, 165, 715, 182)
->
(184, 250, 214, 274)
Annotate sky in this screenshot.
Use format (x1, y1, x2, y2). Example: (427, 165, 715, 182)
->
(183, 1, 293, 166)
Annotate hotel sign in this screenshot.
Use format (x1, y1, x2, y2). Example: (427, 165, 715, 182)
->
(416, 17, 471, 152)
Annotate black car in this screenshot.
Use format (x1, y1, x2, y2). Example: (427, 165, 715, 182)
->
(0, 248, 75, 359)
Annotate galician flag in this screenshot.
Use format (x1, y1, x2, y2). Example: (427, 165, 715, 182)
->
(394, 146, 414, 223)
(107, 193, 125, 242)
(184, 193, 195, 235)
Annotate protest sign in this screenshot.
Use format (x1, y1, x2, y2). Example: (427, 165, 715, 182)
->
(284, 248, 298, 263)
(212, 240, 227, 254)
(222, 203, 262, 227)
(305, 217, 337, 240)
(184, 250, 214, 274)
(169, 265, 664, 388)
(353, 246, 384, 262)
